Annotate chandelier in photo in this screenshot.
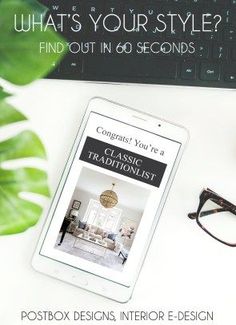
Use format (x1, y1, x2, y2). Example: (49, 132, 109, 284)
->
(100, 183, 118, 208)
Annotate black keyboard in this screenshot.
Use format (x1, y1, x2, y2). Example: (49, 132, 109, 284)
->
(40, 1, 236, 88)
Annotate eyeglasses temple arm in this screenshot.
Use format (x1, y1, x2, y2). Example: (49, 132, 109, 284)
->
(188, 207, 227, 220)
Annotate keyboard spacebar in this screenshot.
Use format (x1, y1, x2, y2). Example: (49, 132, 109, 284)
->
(83, 57, 177, 79)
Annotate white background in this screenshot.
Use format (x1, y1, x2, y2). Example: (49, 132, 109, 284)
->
(1, 80, 236, 325)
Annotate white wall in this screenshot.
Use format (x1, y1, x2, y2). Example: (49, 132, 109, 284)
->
(66, 188, 96, 220)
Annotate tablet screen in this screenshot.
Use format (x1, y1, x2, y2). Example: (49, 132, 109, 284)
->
(40, 111, 181, 286)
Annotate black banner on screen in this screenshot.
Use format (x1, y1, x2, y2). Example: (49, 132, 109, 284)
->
(80, 137, 167, 188)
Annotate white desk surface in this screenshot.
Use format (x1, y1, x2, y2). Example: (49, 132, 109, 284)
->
(1, 80, 236, 325)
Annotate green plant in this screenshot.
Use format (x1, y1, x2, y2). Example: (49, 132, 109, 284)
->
(0, 0, 66, 235)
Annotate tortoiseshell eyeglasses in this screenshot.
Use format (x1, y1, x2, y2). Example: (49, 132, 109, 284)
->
(188, 188, 236, 247)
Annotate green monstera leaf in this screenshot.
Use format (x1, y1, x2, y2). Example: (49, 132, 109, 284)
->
(0, 0, 67, 235)
(0, 96, 50, 235)
(0, 0, 67, 85)
(0, 87, 11, 101)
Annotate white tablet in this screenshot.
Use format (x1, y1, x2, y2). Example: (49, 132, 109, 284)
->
(32, 97, 188, 302)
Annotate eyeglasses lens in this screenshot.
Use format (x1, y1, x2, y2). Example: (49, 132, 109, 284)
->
(198, 198, 236, 245)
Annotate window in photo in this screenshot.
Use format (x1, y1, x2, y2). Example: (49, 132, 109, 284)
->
(84, 199, 122, 232)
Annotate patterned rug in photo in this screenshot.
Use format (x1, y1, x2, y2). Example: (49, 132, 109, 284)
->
(55, 233, 124, 272)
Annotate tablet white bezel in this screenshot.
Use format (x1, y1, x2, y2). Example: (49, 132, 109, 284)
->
(32, 97, 189, 302)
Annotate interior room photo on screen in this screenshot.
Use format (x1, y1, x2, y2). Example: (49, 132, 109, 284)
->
(55, 167, 150, 272)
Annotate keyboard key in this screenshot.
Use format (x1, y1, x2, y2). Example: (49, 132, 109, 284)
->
(124, 2, 141, 15)
(223, 63, 236, 82)
(213, 45, 227, 59)
(43, 1, 64, 12)
(70, 4, 82, 13)
(84, 57, 144, 77)
(210, 0, 226, 4)
(61, 54, 82, 74)
(232, 48, 236, 60)
(186, 30, 200, 40)
(166, 26, 183, 39)
(145, 60, 178, 79)
(170, 0, 186, 4)
(195, 43, 209, 59)
(224, 73, 236, 82)
(84, 57, 177, 79)
(204, 31, 221, 41)
(104, 1, 122, 15)
(200, 63, 220, 81)
(84, 0, 103, 13)
(189, 0, 202, 4)
(142, 5, 157, 16)
(181, 62, 196, 80)
(221, 9, 230, 24)
(224, 28, 236, 41)
(225, 9, 236, 25)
